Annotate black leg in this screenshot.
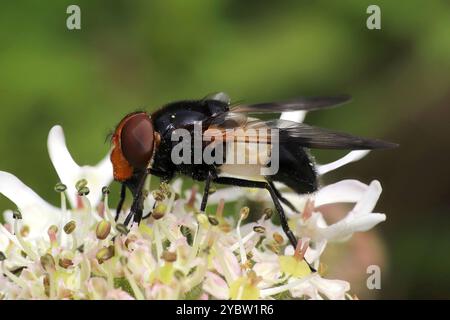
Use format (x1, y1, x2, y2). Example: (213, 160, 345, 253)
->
(132, 173, 148, 224)
(268, 181, 299, 213)
(115, 184, 127, 222)
(213, 176, 316, 272)
(122, 173, 148, 226)
(265, 183, 298, 248)
(200, 172, 213, 212)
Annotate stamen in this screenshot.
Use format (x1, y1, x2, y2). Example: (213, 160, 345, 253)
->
(153, 221, 163, 265)
(240, 207, 250, 220)
(13, 210, 38, 260)
(75, 179, 88, 191)
(253, 225, 265, 233)
(55, 182, 68, 245)
(96, 245, 115, 264)
(293, 239, 309, 261)
(236, 209, 248, 265)
(208, 216, 219, 226)
(63, 221, 76, 234)
(216, 199, 225, 218)
(187, 185, 198, 208)
(260, 275, 314, 298)
(152, 203, 167, 220)
(58, 258, 73, 269)
(161, 250, 177, 263)
(230, 231, 257, 252)
(40, 254, 56, 273)
(122, 262, 145, 300)
(302, 199, 315, 221)
(47, 225, 58, 247)
(263, 208, 273, 220)
(116, 223, 129, 235)
(63, 220, 77, 251)
(102, 188, 117, 229)
(96, 220, 111, 240)
(273, 232, 284, 245)
(1, 262, 28, 289)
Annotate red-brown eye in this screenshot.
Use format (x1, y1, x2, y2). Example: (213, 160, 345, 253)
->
(120, 113, 154, 170)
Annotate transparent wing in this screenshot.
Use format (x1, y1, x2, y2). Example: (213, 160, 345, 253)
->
(204, 113, 397, 150)
(230, 95, 351, 113)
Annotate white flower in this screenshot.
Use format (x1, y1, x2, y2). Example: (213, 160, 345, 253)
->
(288, 274, 350, 300)
(296, 180, 386, 242)
(48, 125, 113, 208)
(0, 125, 112, 242)
(0, 124, 388, 300)
(0, 172, 60, 240)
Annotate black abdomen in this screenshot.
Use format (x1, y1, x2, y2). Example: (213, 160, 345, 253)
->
(268, 144, 318, 194)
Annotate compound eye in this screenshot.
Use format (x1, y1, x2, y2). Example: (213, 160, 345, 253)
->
(120, 113, 154, 169)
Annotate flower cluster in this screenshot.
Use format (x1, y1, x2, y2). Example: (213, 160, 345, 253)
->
(0, 111, 387, 300)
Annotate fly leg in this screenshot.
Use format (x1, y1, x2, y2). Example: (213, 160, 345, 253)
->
(268, 181, 300, 213)
(200, 172, 213, 212)
(123, 173, 148, 226)
(213, 176, 316, 272)
(115, 183, 127, 222)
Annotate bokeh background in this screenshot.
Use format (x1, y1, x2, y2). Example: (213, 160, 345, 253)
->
(1, 0, 449, 299)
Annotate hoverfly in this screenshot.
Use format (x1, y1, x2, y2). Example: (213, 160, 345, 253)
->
(110, 93, 396, 270)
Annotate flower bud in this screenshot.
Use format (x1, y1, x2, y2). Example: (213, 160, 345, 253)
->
(96, 220, 111, 240)
(63, 221, 76, 234)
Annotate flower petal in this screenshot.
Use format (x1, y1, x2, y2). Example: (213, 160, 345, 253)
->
(280, 111, 307, 123)
(48, 125, 113, 207)
(313, 179, 369, 206)
(309, 275, 350, 300)
(312, 180, 385, 242)
(203, 271, 229, 299)
(0, 171, 60, 239)
(316, 150, 370, 175)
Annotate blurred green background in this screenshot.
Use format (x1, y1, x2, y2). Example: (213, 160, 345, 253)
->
(1, 0, 449, 299)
